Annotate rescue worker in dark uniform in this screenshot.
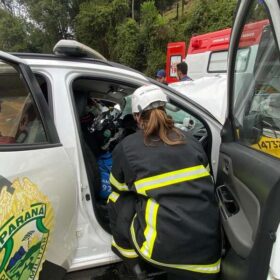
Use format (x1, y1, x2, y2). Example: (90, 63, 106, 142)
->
(107, 85, 221, 280)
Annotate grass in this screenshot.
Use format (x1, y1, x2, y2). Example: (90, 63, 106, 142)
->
(163, 0, 189, 21)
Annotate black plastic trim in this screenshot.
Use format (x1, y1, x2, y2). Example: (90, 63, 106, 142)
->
(34, 72, 54, 118)
(39, 260, 66, 280)
(0, 143, 62, 152)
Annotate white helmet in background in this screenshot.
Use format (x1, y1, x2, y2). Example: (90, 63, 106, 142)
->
(131, 84, 168, 114)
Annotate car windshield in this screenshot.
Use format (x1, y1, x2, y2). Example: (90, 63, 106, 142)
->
(122, 95, 203, 131)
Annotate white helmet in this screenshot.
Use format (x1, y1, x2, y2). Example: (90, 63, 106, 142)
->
(131, 85, 168, 113)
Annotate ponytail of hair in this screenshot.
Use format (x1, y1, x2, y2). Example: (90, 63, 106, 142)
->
(140, 107, 185, 146)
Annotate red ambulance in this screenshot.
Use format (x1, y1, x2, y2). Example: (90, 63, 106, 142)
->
(166, 20, 268, 83)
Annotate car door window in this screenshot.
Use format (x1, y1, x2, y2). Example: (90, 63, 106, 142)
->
(0, 60, 47, 145)
(232, 0, 280, 159)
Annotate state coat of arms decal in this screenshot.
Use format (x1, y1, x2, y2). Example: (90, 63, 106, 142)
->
(0, 176, 54, 280)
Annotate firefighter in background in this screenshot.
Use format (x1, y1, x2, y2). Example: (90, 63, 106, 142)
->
(107, 85, 221, 280)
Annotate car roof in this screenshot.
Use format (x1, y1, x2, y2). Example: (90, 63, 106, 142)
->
(11, 53, 148, 81)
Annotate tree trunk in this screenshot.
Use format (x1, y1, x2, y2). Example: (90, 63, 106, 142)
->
(131, 0, 134, 19)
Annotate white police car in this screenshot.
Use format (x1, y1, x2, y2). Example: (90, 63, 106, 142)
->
(0, 1, 280, 279)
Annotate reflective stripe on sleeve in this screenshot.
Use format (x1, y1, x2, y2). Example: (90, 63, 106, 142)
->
(107, 191, 120, 203)
(109, 173, 129, 191)
(140, 199, 159, 258)
(134, 165, 210, 196)
(112, 238, 138, 259)
(130, 217, 221, 274)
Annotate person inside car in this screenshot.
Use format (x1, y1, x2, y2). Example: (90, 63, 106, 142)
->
(107, 84, 221, 280)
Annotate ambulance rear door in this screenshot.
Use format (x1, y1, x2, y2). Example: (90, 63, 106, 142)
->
(166, 42, 186, 83)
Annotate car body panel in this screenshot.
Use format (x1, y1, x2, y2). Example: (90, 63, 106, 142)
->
(0, 53, 78, 279)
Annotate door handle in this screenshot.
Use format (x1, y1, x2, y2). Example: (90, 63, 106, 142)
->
(216, 185, 239, 219)
(222, 159, 230, 175)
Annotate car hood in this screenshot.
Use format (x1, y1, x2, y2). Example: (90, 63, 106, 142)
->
(169, 75, 227, 124)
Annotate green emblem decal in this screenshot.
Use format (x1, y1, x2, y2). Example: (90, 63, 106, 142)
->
(0, 177, 54, 280)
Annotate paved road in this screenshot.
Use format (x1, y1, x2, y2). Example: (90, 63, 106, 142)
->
(64, 266, 108, 280)
(64, 264, 168, 279)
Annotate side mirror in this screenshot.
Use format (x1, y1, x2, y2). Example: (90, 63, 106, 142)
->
(239, 113, 262, 144)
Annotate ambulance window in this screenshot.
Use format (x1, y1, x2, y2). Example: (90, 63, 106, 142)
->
(0, 61, 48, 145)
(208, 51, 228, 72)
(232, 0, 280, 159)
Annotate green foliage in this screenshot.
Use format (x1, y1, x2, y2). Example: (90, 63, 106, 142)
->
(75, 0, 129, 57)
(112, 18, 142, 69)
(181, 0, 237, 40)
(140, 1, 158, 26)
(0, 0, 238, 76)
(155, 0, 176, 12)
(16, 0, 88, 52)
(0, 8, 29, 51)
(139, 1, 176, 76)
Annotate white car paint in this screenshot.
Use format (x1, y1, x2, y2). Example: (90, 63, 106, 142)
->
(169, 75, 228, 124)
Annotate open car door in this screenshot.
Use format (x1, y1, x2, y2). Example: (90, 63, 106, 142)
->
(0, 52, 77, 280)
(218, 1, 280, 279)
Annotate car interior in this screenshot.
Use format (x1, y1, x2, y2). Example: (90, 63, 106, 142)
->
(69, 77, 209, 232)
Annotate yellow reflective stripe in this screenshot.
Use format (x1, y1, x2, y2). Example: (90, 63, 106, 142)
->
(134, 165, 210, 195)
(112, 238, 138, 259)
(107, 191, 120, 203)
(140, 199, 159, 258)
(109, 173, 129, 191)
(130, 218, 220, 274)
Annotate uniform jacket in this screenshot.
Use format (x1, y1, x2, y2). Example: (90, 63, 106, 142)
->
(108, 130, 221, 275)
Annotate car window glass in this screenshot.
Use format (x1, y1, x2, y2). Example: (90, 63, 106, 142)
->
(232, 0, 280, 159)
(0, 60, 48, 145)
(122, 95, 202, 132)
(235, 48, 250, 72)
(122, 96, 132, 117)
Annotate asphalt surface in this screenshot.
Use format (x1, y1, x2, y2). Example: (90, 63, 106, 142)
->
(64, 264, 168, 280)
(64, 267, 107, 280)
